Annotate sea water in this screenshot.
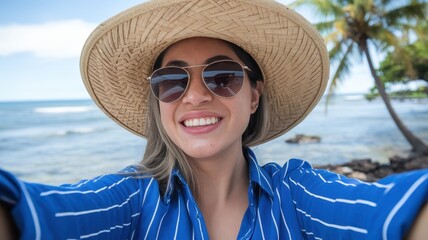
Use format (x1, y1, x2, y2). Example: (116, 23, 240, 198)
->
(0, 96, 427, 185)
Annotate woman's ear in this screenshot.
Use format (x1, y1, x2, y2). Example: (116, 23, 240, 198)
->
(251, 81, 263, 113)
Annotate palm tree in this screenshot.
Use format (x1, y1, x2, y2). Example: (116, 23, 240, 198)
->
(292, 0, 428, 155)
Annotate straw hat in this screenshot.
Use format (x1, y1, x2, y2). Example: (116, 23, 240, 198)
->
(80, 0, 329, 146)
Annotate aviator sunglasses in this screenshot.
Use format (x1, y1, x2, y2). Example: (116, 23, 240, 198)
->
(148, 60, 251, 103)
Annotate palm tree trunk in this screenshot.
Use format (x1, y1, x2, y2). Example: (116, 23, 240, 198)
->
(360, 40, 428, 155)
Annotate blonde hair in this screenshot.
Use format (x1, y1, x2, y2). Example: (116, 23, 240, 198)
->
(135, 41, 270, 196)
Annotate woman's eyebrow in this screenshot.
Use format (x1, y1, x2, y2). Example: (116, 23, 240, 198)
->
(165, 60, 188, 67)
(205, 55, 233, 64)
(164, 55, 233, 67)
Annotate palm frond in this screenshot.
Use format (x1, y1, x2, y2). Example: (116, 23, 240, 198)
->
(325, 43, 355, 108)
(383, 1, 427, 26)
(315, 20, 336, 34)
(291, 0, 344, 19)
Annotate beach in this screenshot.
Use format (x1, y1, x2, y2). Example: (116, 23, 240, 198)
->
(1, 95, 427, 185)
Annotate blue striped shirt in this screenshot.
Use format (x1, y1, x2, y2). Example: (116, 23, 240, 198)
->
(0, 148, 427, 239)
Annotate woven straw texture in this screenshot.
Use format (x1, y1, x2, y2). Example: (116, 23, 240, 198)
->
(80, 0, 329, 146)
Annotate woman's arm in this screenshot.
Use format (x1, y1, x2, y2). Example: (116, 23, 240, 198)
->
(0, 201, 18, 239)
(407, 203, 428, 240)
(0, 168, 144, 239)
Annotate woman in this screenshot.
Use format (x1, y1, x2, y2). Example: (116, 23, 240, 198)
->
(1, 0, 427, 239)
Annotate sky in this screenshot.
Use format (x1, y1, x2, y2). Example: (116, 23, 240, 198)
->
(0, 0, 375, 102)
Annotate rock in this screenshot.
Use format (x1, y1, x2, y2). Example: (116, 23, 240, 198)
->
(316, 154, 428, 182)
(403, 155, 428, 171)
(337, 166, 354, 174)
(348, 171, 368, 181)
(285, 134, 321, 144)
(345, 158, 379, 172)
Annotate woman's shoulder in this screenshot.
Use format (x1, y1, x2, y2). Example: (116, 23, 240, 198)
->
(260, 158, 312, 177)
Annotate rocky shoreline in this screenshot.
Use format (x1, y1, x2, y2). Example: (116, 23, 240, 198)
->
(315, 155, 428, 182)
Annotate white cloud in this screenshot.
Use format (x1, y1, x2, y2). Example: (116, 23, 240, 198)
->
(0, 20, 96, 58)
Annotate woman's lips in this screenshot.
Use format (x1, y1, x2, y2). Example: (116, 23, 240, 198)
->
(183, 117, 221, 127)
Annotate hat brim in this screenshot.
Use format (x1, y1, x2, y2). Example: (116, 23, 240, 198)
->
(80, 0, 329, 146)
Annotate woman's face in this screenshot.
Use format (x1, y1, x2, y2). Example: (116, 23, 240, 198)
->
(159, 37, 261, 160)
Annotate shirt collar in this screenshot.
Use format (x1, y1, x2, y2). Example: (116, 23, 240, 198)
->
(245, 147, 274, 197)
(163, 147, 274, 203)
(163, 168, 186, 204)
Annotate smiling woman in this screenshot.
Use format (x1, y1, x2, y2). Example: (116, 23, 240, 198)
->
(0, 0, 427, 239)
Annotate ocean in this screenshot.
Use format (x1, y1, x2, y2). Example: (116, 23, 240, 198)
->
(1, 96, 427, 185)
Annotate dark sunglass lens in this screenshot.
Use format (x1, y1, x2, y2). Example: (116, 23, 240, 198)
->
(203, 61, 244, 97)
(150, 67, 188, 103)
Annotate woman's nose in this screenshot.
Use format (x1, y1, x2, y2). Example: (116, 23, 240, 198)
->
(181, 70, 213, 105)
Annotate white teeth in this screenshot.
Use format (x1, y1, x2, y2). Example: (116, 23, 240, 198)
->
(184, 117, 219, 127)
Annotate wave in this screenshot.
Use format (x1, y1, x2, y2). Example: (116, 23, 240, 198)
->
(34, 106, 94, 114)
(343, 95, 365, 101)
(53, 127, 99, 136)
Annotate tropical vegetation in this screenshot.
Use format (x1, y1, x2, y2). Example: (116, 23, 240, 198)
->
(292, 0, 428, 155)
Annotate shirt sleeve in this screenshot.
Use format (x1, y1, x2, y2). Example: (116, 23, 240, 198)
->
(0, 168, 144, 240)
(282, 159, 428, 240)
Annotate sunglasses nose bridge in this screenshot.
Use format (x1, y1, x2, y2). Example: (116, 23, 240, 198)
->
(181, 66, 213, 104)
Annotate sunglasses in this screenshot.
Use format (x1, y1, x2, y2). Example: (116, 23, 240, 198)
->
(148, 60, 251, 103)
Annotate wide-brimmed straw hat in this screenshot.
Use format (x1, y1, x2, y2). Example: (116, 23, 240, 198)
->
(80, 0, 329, 146)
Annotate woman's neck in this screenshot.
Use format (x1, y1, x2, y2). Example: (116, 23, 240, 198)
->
(188, 144, 249, 202)
(187, 144, 249, 240)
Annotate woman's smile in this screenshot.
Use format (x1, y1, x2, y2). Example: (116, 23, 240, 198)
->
(182, 117, 221, 127)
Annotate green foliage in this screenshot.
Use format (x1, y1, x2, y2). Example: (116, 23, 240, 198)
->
(365, 85, 428, 101)
(378, 36, 428, 83)
(291, 0, 428, 99)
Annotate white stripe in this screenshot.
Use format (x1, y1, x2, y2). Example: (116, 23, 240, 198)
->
(19, 181, 41, 240)
(41, 177, 131, 196)
(55, 189, 140, 217)
(317, 173, 327, 183)
(143, 196, 161, 240)
(272, 169, 281, 178)
(260, 171, 274, 194)
(352, 178, 395, 191)
(76, 223, 131, 239)
(282, 180, 290, 189)
(249, 155, 262, 185)
(72, 179, 91, 188)
(276, 188, 292, 239)
(316, 172, 394, 191)
(335, 180, 357, 187)
(302, 229, 323, 240)
(93, 174, 106, 182)
(184, 186, 205, 240)
(173, 200, 181, 240)
(284, 161, 290, 177)
(382, 174, 428, 240)
(186, 200, 196, 240)
(270, 198, 279, 240)
(142, 178, 154, 207)
(155, 210, 169, 239)
(196, 206, 205, 240)
(41, 187, 107, 196)
(289, 177, 377, 207)
(131, 212, 140, 218)
(131, 230, 135, 240)
(257, 205, 266, 240)
(296, 207, 367, 234)
(240, 227, 252, 239)
(257, 190, 266, 240)
(296, 160, 306, 169)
